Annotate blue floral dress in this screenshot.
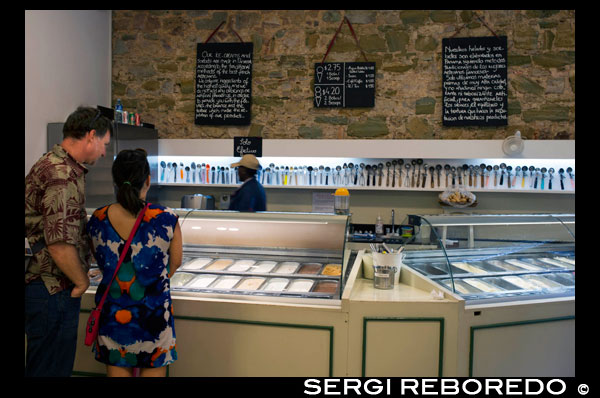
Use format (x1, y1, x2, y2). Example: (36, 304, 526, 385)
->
(86, 203, 178, 368)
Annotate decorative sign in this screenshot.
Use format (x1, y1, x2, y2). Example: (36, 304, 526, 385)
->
(314, 62, 375, 108)
(233, 137, 262, 157)
(195, 42, 253, 125)
(442, 36, 508, 126)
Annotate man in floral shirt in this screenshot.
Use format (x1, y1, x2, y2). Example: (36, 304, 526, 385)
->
(25, 106, 112, 377)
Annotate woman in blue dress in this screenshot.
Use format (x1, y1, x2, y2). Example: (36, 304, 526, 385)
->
(87, 148, 182, 377)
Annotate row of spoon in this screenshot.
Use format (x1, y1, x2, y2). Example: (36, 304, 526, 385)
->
(160, 160, 574, 190)
(160, 161, 239, 184)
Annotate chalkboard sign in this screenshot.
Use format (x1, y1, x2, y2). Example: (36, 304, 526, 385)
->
(314, 62, 375, 108)
(442, 36, 508, 126)
(195, 42, 253, 125)
(233, 137, 262, 157)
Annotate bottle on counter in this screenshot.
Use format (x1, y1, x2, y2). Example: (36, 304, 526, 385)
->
(375, 214, 384, 236)
(115, 99, 123, 123)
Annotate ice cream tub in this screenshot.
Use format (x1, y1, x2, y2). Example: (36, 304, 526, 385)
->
(463, 278, 502, 293)
(523, 274, 564, 290)
(321, 264, 342, 276)
(313, 280, 338, 294)
(181, 257, 213, 271)
(273, 262, 300, 274)
(228, 259, 256, 272)
(212, 275, 242, 290)
(553, 256, 575, 266)
(483, 277, 523, 291)
(204, 258, 234, 271)
(298, 263, 323, 275)
(286, 279, 314, 293)
(544, 273, 575, 286)
(440, 279, 481, 295)
(170, 272, 196, 288)
(472, 261, 506, 273)
(502, 259, 544, 271)
(451, 262, 487, 274)
(187, 274, 219, 289)
(235, 277, 266, 291)
(484, 259, 523, 272)
(535, 257, 573, 269)
(262, 278, 289, 292)
(410, 263, 448, 277)
(250, 261, 278, 273)
(501, 275, 542, 291)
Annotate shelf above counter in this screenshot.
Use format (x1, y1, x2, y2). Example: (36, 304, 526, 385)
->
(157, 182, 574, 194)
(157, 138, 575, 195)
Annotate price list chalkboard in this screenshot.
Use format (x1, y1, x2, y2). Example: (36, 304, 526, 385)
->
(314, 62, 375, 108)
(442, 36, 508, 126)
(195, 42, 253, 126)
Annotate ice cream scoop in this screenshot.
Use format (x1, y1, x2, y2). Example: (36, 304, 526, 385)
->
(160, 161, 166, 182)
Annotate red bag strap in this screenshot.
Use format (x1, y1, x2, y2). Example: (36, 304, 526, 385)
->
(95, 203, 149, 310)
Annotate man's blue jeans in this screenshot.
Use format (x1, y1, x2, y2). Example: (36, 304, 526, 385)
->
(25, 279, 82, 377)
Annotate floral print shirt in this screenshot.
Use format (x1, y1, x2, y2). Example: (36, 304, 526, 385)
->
(25, 144, 90, 294)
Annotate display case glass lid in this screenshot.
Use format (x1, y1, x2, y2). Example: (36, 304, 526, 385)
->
(412, 213, 574, 253)
(403, 213, 575, 304)
(175, 209, 349, 251)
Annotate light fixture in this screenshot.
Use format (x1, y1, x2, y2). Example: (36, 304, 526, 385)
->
(502, 130, 525, 156)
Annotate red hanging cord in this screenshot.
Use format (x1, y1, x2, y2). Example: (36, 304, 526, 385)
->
(204, 21, 244, 44)
(321, 17, 369, 63)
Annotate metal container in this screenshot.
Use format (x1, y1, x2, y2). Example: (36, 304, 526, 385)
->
(373, 265, 397, 290)
(181, 194, 215, 210)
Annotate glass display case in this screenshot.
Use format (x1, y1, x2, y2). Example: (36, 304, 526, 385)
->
(88, 209, 351, 303)
(170, 210, 350, 302)
(403, 214, 575, 304)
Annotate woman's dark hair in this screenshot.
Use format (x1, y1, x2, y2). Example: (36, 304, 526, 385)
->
(63, 106, 113, 140)
(112, 148, 150, 216)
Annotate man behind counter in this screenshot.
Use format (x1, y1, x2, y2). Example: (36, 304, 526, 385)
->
(229, 154, 266, 212)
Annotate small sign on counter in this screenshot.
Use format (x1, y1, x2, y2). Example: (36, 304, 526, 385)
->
(233, 137, 262, 157)
(312, 192, 335, 213)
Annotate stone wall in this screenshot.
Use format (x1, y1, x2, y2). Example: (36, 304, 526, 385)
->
(112, 10, 575, 140)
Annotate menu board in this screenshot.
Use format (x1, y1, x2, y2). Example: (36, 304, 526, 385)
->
(442, 36, 508, 126)
(195, 42, 253, 125)
(314, 62, 375, 108)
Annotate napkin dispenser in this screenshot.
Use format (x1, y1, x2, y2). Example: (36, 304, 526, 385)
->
(181, 194, 215, 210)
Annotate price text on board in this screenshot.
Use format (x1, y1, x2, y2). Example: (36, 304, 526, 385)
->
(442, 36, 508, 126)
(314, 62, 375, 108)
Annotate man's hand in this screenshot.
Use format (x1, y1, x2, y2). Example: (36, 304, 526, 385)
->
(70, 281, 90, 298)
(47, 242, 90, 297)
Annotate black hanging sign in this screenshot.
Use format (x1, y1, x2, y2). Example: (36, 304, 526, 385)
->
(442, 36, 508, 126)
(314, 62, 375, 108)
(233, 137, 262, 157)
(195, 42, 253, 125)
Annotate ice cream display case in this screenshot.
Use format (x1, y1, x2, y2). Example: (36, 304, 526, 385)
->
(169, 209, 350, 303)
(88, 209, 350, 302)
(403, 214, 575, 305)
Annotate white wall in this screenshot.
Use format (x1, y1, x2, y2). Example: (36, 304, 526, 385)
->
(25, 10, 112, 175)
